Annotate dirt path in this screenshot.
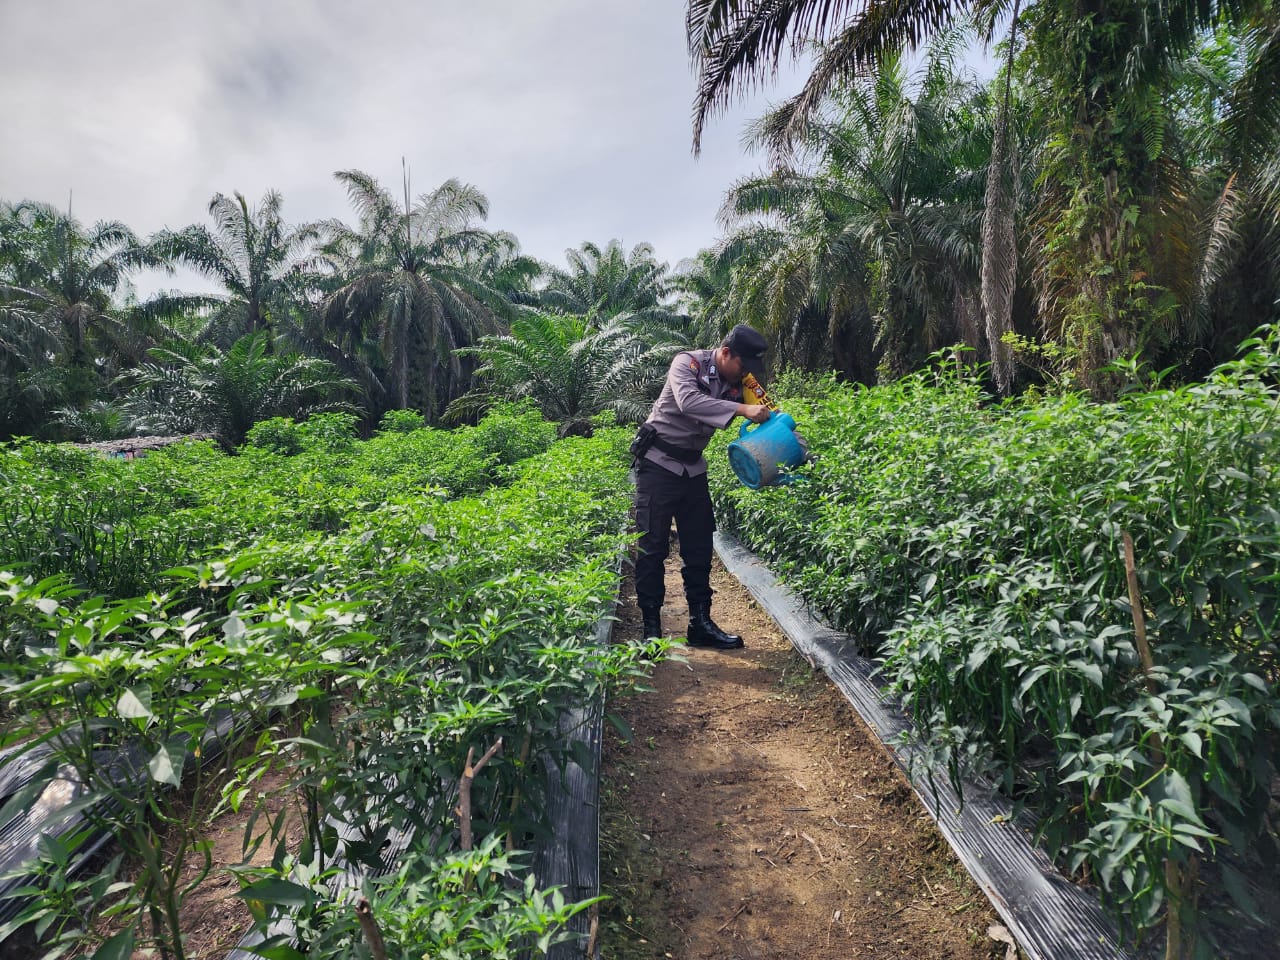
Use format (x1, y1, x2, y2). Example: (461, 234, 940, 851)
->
(599, 557, 1003, 960)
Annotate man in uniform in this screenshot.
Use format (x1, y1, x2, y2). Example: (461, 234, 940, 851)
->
(631, 324, 772, 649)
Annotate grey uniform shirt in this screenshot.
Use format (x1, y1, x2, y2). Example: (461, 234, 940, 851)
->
(641, 349, 743, 477)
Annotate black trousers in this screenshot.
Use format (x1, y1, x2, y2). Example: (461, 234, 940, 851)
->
(633, 459, 716, 610)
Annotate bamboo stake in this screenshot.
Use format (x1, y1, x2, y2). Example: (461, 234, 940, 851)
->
(716, 899, 751, 932)
(456, 738, 503, 852)
(1122, 532, 1159, 699)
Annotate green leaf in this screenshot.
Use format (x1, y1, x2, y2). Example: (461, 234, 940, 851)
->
(1159, 798, 1202, 824)
(605, 712, 633, 743)
(1178, 731, 1202, 758)
(266, 688, 299, 707)
(569, 738, 595, 774)
(1018, 665, 1049, 697)
(251, 944, 309, 960)
(1077, 662, 1104, 688)
(89, 930, 135, 960)
(1221, 862, 1262, 922)
(1162, 768, 1195, 809)
(148, 744, 183, 786)
(1241, 673, 1269, 693)
(236, 878, 316, 910)
(0, 761, 59, 828)
(116, 687, 153, 720)
(964, 646, 991, 675)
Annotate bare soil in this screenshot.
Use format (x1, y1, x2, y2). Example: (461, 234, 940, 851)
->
(160, 767, 304, 959)
(598, 557, 1004, 960)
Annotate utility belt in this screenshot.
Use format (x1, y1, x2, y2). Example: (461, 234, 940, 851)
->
(630, 422, 703, 464)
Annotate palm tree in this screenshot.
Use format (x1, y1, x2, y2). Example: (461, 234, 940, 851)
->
(1132, 29, 1280, 378)
(540, 240, 675, 322)
(719, 36, 989, 381)
(0, 201, 183, 436)
(460, 230, 545, 308)
(447, 311, 679, 435)
(320, 170, 505, 419)
(52, 400, 136, 442)
(0, 201, 164, 372)
(151, 190, 317, 348)
(120, 331, 352, 448)
(687, 0, 1265, 394)
(671, 247, 737, 346)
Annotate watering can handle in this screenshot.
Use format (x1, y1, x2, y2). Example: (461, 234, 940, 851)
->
(739, 410, 778, 437)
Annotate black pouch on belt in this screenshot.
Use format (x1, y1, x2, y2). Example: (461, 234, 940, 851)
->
(629, 422, 657, 464)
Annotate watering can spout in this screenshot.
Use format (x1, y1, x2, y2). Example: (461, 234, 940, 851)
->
(727, 410, 808, 489)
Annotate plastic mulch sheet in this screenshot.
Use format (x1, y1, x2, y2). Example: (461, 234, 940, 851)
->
(530, 678, 608, 959)
(0, 709, 244, 942)
(714, 531, 1131, 960)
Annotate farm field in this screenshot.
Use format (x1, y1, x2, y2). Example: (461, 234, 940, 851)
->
(0, 406, 655, 960)
(5, 2, 1280, 957)
(4, 332, 1280, 959)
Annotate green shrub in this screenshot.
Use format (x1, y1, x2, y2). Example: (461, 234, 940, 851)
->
(297, 412, 359, 452)
(378, 408, 427, 433)
(245, 413, 359, 455)
(470, 402, 557, 465)
(244, 416, 303, 455)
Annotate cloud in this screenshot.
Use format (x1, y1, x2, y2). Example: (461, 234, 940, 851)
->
(0, 0, 833, 296)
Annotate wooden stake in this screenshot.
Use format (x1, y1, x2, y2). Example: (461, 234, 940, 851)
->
(1122, 532, 1159, 696)
(584, 906, 600, 957)
(1125, 532, 1197, 960)
(456, 738, 503, 852)
(356, 898, 387, 960)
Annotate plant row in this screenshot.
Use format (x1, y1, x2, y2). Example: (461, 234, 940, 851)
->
(0, 414, 651, 960)
(710, 336, 1280, 953)
(0, 403, 558, 600)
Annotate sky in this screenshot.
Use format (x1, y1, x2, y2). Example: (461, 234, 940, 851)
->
(0, 2, 996, 299)
(0, 0, 825, 297)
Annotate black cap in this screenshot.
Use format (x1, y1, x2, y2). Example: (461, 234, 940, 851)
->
(723, 324, 768, 381)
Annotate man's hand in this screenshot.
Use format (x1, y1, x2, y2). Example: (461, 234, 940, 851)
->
(736, 403, 771, 424)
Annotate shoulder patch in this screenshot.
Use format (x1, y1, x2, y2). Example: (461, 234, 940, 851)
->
(688, 359, 699, 372)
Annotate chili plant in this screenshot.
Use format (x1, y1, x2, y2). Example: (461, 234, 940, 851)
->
(0, 567, 375, 960)
(709, 334, 1280, 952)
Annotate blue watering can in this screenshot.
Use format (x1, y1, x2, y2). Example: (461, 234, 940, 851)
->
(727, 411, 808, 489)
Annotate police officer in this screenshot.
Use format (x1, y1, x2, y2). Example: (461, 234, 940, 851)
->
(632, 324, 772, 649)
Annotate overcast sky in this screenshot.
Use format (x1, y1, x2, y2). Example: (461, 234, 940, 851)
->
(0, 0, 828, 296)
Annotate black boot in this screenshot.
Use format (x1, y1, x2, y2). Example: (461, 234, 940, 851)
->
(640, 605, 663, 639)
(686, 603, 744, 649)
